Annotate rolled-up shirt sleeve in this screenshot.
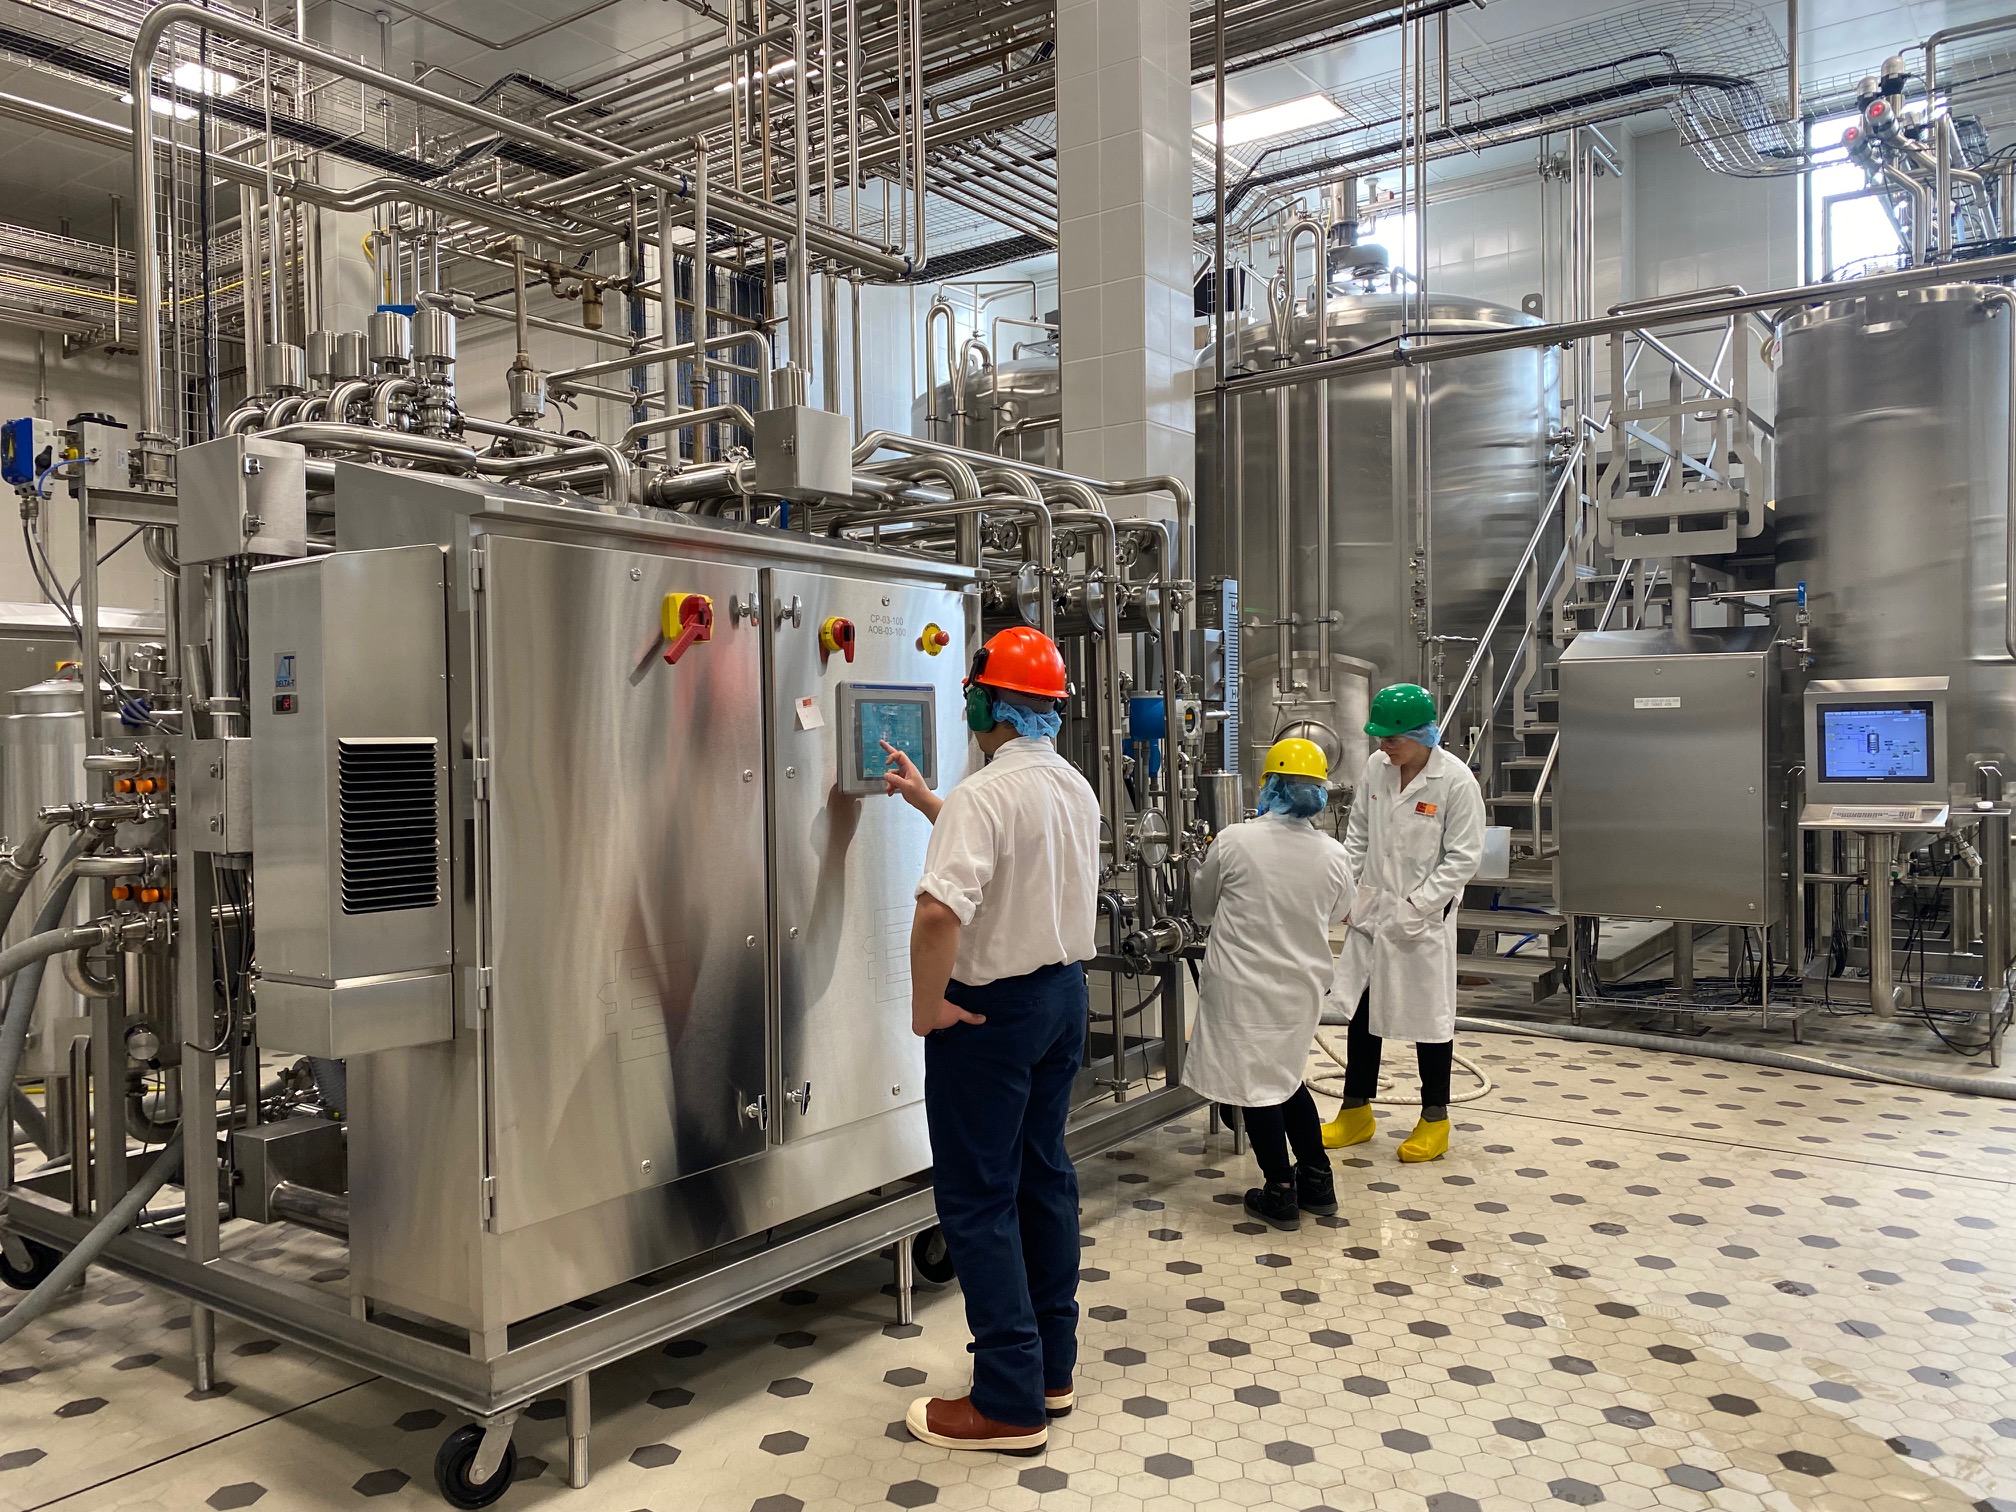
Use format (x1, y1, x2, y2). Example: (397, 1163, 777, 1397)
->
(916, 788, 998, 925)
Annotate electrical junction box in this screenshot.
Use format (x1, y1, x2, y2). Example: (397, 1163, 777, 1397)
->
(1556, 625, 1784, 926)
(177, 434, 310, 563)
(68, 419, 131, 492)
(182, 735, 253, 855)
(753, 404, 854, 500)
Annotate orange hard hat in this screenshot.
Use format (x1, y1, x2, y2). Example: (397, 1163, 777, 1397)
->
(969, 625, 1068, 700)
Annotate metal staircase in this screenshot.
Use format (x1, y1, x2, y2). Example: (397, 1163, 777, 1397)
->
(1437, 309, 1777, 1003)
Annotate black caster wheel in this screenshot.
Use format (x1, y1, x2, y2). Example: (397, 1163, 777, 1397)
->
(434, 1423, 517, 1509)
(0, 1238, 60, 1291)
(912, 1226, 955, 1285)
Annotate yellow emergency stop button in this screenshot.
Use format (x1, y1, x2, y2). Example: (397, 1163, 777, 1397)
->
(917, 622, 950, 655)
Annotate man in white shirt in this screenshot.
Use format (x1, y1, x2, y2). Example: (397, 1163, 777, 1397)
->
(882, 626, 1100, 1455)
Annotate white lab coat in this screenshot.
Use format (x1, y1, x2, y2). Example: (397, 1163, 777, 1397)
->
(1331, 745, 1486, 1044)
(1186, 813, 1355, 1106)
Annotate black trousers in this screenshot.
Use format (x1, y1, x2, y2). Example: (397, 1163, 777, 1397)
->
(1343, 990, 1453, 1108)
(1239, 1085, 1328, 1186)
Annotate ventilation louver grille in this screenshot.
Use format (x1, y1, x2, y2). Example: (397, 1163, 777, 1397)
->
(337, 739, 440, 915)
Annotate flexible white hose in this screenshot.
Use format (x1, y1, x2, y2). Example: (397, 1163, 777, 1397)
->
(1305, 1025, 1494, 1105)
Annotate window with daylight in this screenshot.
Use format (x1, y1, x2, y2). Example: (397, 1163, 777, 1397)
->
(1805, 110, 1907, 281)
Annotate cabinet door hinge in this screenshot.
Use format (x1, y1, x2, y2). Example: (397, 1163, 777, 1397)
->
(471, 757, 491, 801)
(468, 546, 486, 592)
(481, 1175, 497, 1222)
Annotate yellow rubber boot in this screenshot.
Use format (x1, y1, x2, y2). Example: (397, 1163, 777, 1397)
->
(1320, 1103, 1376, 1150)
(1397, 1116, 1450, 1163)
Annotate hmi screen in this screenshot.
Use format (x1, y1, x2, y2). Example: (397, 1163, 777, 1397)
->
(1816, 703, 1935, 784)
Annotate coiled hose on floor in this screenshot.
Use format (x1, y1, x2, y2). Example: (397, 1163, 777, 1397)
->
(1310, 1004, 1495, 1105)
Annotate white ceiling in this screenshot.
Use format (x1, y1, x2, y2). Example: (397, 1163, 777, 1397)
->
(0, 66, 145, 243)
(365, 0, 722, 93)
(1204, 0, 2016, 123)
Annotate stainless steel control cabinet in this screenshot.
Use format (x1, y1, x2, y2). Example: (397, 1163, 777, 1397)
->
(251, 466, 971, 1345)
(1556, 627, 1783, 926)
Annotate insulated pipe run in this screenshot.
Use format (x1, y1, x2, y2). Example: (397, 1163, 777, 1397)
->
(1220, 249, 2016, 399)
(692, 135, 712, 455)
(127, 4, 898, 437)
(828, 491, 1052, 640)
(1048, 495, 1126, 843)
(923, 299, 959, 442)
(792, 0, 814, 373)
(461, 417, 635, 503)
(546, 330, 771, 390)
(619, 404, 759, 452)
(257, 423, 480, 468)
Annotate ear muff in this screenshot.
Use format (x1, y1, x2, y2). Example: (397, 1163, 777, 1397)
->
(965, 683, 996, 733)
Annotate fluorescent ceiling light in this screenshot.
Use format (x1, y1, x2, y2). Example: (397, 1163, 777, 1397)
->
(1195, 93, 1343, 148)
(713, 58, 817, 94)
(169, 62, 243, 98)
(119, 91, 198, 121)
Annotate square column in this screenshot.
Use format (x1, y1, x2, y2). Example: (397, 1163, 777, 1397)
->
(1055, 0, 1194, 502)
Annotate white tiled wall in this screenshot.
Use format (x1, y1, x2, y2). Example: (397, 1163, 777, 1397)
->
(1056, 0, 1195, 499)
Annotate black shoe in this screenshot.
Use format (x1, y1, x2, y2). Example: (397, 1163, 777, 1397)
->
(1295, 1163, 1338, 1216)
(1244, 1183, 1300, 1232)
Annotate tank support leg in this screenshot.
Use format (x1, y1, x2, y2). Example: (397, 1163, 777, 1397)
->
(565, 1374, 591, 1489)
(192, 1304, 216, 1393)
(894, 1235, 915, 1326)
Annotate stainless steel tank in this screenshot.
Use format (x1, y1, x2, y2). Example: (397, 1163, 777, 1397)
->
(1775, 284, 2015, 792)
(0, 671, 90, 1080)
(912, 349, 1063, 470)
(1197, 293, 1555, 787)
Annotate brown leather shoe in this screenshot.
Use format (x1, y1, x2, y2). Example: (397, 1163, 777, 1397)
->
(905, 1395, 1048, 1454)
(1045, 1384, 1074, 1418)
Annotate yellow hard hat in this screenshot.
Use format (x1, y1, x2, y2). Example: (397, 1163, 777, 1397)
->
(1262, 737, 1328, 782)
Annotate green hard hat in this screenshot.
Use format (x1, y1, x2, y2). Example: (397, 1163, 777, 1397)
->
(1365, 682, 1437, 739)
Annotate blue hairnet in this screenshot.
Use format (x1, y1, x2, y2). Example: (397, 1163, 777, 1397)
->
(1398, 721, 1442, 749)
(992, 697, 1062, 741)
(1258, 773, 1328, 818)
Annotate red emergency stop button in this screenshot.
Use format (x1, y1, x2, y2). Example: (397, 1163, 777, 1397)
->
(661, 592, 715, 665)
(819, 616, 856, 664)
(917, 623, 950, 655)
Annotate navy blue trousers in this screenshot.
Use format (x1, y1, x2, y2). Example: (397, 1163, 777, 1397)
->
(926, 960, 1086, 1427)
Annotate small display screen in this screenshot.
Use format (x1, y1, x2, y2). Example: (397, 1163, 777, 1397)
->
(857, 697, 929, 783)
(1818, 703, 1934, 783)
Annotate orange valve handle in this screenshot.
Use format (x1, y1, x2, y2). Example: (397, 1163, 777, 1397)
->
(661, 592, 715, 666)
(819, 616, 857, 664)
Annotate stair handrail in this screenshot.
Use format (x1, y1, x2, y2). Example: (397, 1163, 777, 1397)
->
(1488, 536, 1575, 723)
(1440, 437, 1585, 731)
(1523, 555, 1643, 858)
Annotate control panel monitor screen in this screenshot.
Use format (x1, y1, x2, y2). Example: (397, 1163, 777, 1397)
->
(858, 699, 927, 781)
(835, 683, 937, 796)
(1816, 702, 1935, 784)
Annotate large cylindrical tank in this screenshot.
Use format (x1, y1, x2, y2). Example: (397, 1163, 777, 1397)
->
(911, 349, 1063, 470)
(0, 671, 90, 1080)
(1775, 285, 2014, 793)
(1197, 293, 1555, 787)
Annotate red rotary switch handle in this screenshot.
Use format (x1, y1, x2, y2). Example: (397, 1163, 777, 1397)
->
(819, 616, 857, 664)
(662, 593, 715, 665)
